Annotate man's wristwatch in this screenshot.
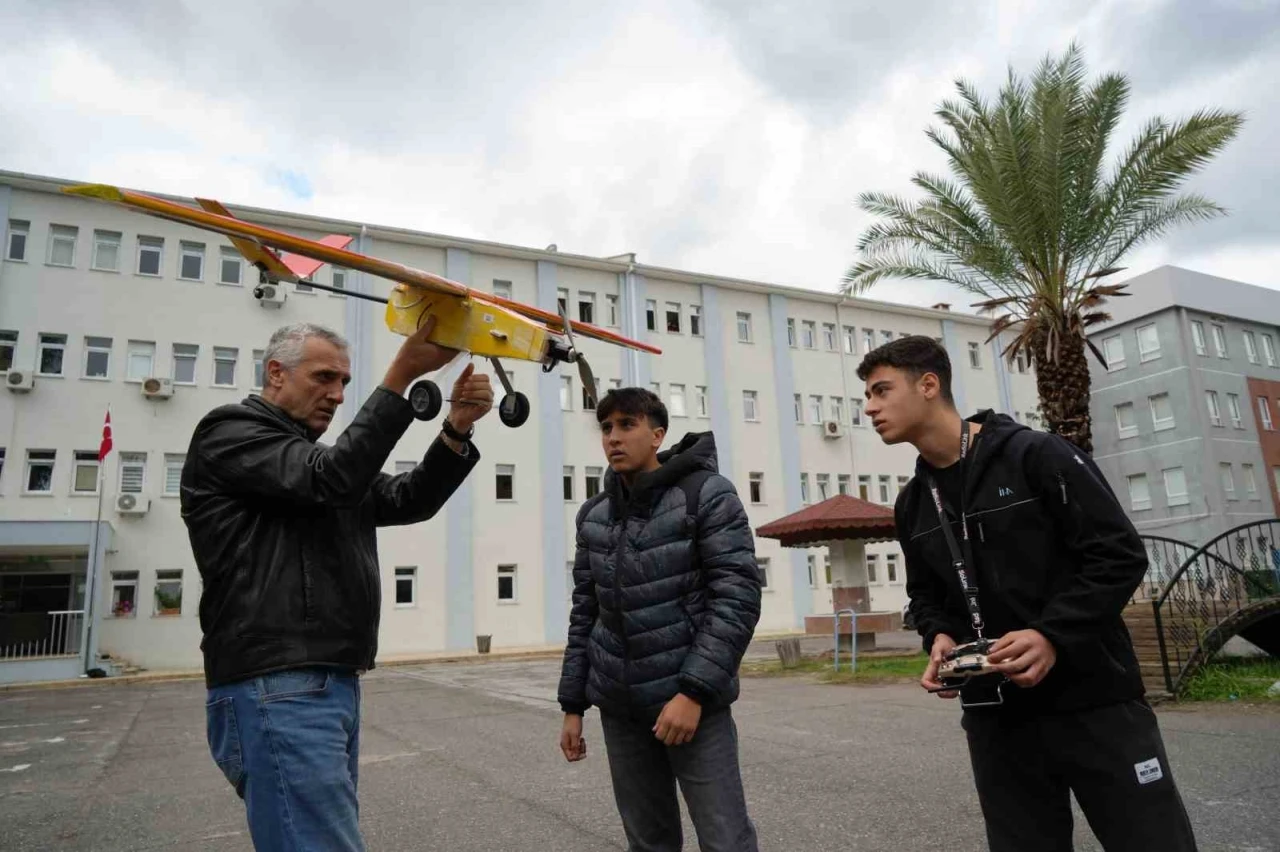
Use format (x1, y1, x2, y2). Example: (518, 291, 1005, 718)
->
(440, 418, 473, 443)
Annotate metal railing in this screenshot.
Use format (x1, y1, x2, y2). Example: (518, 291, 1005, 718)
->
(833, 608, 858, 673)
(1132, 535, 1198, 604)
(0, 610, 84, 661)
(1152, 520, 1280, 694)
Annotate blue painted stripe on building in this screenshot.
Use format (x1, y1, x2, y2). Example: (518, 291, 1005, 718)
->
(538, 260, 570, 644)
(444, 248, 476, 649)
(343, 227, 374, 430)
(0, 186, 10, 289)
(940, 319, 969, 415)
(618, 271, 638, 386)
(991, 332, 1014, 415)
(767, 294, 811, 626)
(700, 284, 734, 482)
(632, 274, 651, 389)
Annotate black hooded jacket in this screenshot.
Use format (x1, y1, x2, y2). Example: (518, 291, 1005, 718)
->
(897, 410, 1149, 713)
(556, 431, 763, 720)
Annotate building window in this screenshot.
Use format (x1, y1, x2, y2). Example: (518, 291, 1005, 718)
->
(110, 571, 138, 618)
(1244, 331, 1259, 364)
(163, 454, 184, 496)
(1190, 321, 1207, 356)
(1227, 393, 1243, 428)
(822, 323, 836, 351)
(665, 302, 681, 333)
(862, 329, 875, 353)
(492, 279, 512, 300)
(556, 288, 569, 314)
(807, 555, 817, 589)
(72, 451, 100, 494)
(1258, 396, 1274, 431)
(497, 564, 517, 602)
(252, 350, 265, 389)
(154, 569, 183, 616)
(1115, 402, 1138, 439)
(0, 448, 5, 486)
(47, 224, 77, 267)
(858, 475, 870, 500)
(395, 567, 417, 607)
(137, 236, 163, 276)
(695, 385, 708, 418)
(1262, 334, 1277, 367)
(560, 376, 572, 410)
(179, 241, 205, 281)
(585, 466, 602, 499)
(1015, 351, 1029, 373)
(1103, 336, 1125, 371)
(83, 336, 112, 379)
(605, 294, 618, 327)
(25, 450, 55, 493)
(650, 381, 661, 399)
(801, 320, 816, 349)
(5, 219, 28, 261)
(758, 558, 770, 589)
(1163, 467, 1189, 507)
(1211, 324, 1228, 358)
(119, 453, 146, 494)
(91, 230, 121, 272)
(669, 384, 686, 417)
(886, 554, 899, 583)
(1206, 391, 1222, 427)
(0, 330, 15, 371)
(881, 330, 893, 346)
(1136, 323, 1160, 362)
(1220, 463, 1236, 500)
(897, 475, 909, 494)
(831, 396, 844, 423)
(37, 333, 66, 376)
(736, 312, 752, 343)
(127, 340, 156, 381)
(219, 247, 242, 285)
(562, 466, 575, 501)
(966, 341, 980, 368)
(837, 474, 850, 496)
(1243, 463, 1259, 499)
(689, 305, 701, 336)
(851, 400, 863, 426)
(800, 473, 810, 504)
(495, 464, 514, 501)
(787, 318, 797, 348)
(808, 395, 823, 424)
(1127, 473, 1151, 511)
(749, 472, 763, 504)
(1149, 393, 1175, 431)
(816, 474, 830, 501)
(646, 299, 657, 332)
(578, 292, 595, 324)
(793, 394, 803, 424)
(866, 554, 879, 584)
(843, 326, 856, 354)
(213, 347, 238, 387)
(172, 343, 198, 384)
(743, 390, 758, 421)
(878, 475, 891, 503)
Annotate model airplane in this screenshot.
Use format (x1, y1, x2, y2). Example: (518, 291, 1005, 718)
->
(63, 183, 661, 428)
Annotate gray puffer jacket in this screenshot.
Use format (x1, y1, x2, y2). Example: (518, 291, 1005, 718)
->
(557, 431, 762, 721)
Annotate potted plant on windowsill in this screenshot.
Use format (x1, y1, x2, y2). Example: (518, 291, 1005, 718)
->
(112, 599, 134, 618)
(154, 589, 182, 617)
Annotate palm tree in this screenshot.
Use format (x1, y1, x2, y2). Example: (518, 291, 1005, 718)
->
(842, 44, 1243, 453)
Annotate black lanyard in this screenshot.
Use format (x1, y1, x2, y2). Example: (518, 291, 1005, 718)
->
(924, 419, 985, 640)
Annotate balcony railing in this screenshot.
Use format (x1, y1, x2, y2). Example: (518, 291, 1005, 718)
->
(0, 610, 85, 661)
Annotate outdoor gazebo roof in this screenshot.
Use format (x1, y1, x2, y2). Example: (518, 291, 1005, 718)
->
(755, 494, 897, 548)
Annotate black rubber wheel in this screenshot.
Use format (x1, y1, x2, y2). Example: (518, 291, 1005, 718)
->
(408, 380, 443, 421)
(498, 392, 531, 428)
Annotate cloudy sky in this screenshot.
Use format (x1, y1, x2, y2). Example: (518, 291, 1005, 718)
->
(2, 0, 1276, 311)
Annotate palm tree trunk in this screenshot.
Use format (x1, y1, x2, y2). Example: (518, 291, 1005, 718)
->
(1031, 327, 1094, 454)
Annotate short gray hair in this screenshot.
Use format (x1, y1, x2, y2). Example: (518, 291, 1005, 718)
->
(263, 323, 349, 369)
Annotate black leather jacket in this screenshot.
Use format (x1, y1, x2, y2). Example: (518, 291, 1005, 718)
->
(180, 387, 477, 687)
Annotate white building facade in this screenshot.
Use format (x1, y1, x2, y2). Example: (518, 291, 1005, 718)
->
(0, 170, 1040, 682)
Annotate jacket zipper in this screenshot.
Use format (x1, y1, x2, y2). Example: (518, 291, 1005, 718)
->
(1056, 471, 1068, 505)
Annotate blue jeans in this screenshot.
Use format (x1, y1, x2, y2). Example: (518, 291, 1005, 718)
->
(206, 666, 364, 851)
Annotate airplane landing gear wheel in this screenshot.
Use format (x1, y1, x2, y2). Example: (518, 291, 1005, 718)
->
(498, 392, 531, 428)
(408, 380, 443, 421)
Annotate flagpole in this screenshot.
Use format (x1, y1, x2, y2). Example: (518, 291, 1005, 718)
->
(82, 407, 111, 676)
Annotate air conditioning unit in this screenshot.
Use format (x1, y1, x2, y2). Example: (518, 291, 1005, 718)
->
(141, 376, 173, 399)
(254, 282, 287, 307)
(822, 419, 844, 439)
(4, 369, 33, 393)
(116, 493, 150, 515)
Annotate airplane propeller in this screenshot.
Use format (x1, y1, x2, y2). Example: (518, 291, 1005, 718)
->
(554, 300, 600, 409)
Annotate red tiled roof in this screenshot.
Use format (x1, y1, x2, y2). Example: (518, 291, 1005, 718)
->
(755, 494, 897, 547)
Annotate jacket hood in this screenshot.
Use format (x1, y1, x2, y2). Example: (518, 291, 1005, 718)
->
(604, 431, 718, 516)
(914, 409, 1028, 496)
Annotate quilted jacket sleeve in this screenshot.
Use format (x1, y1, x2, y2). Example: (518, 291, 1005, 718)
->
(557, 497, 601, 715)
(678, 476, 762, 704)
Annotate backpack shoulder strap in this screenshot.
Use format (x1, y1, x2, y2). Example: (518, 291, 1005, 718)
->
(679, 470, 716, 540)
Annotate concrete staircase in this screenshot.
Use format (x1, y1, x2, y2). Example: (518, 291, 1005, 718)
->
(1122, 603, 1171, 697)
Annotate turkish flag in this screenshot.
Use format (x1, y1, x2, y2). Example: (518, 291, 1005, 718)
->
(99, 410, 113, 462)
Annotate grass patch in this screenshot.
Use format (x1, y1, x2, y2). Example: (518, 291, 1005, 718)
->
(1180, 656, 1280, 702)
(742, 652, 929, 685)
